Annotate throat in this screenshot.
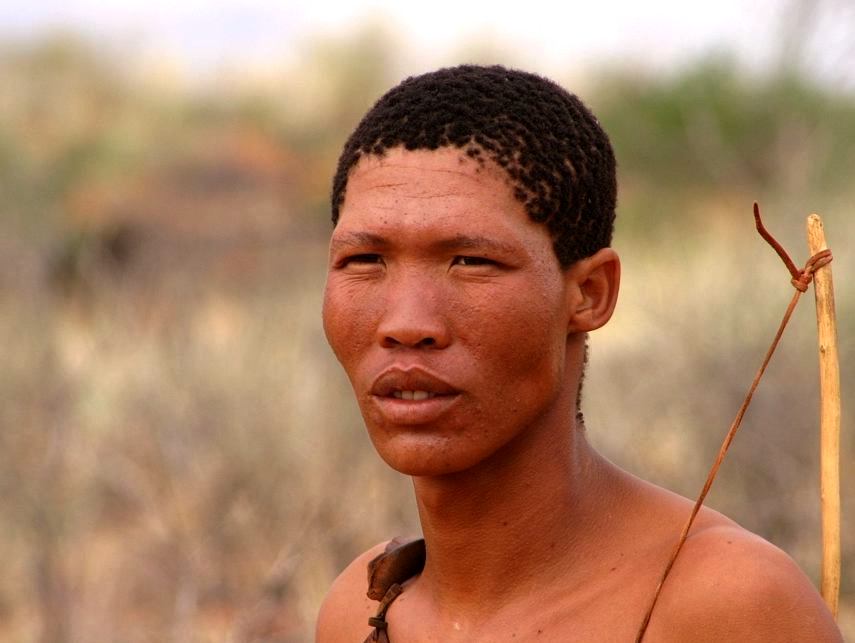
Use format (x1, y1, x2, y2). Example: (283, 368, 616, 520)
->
(411, 437, 609, 613)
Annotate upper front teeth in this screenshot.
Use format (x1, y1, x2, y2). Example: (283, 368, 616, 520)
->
(393, 390, 434, 400)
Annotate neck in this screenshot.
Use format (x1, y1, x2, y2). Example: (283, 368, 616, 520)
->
(410, 402, 616, 619)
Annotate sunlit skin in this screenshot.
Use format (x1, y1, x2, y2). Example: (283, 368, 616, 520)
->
(317, 148, 842, 642)
(323, 149, 596, 478)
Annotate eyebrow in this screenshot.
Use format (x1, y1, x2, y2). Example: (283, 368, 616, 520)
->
(329, 231, 389, 252)
(330, 231, 519, 256)
(431, 234, 519, 256)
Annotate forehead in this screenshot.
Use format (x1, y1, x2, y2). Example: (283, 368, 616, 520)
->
(334, 147, 554, 257)
(343, 146, 510, 211)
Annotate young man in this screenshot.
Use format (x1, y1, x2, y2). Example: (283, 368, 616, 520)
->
(317, 65, 841, 641)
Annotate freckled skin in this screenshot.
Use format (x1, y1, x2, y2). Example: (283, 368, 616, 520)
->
(317, 148, 842, 643)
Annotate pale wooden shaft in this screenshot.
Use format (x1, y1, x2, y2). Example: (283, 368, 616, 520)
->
(806, 213, 840, 619)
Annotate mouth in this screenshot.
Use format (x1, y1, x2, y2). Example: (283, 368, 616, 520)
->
(391, 390, 439, 401)
(371, 367, 460, 398)
(369, 367, 462, 424)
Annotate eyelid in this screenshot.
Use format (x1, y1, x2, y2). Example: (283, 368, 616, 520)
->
(452, 255, 498, 267)
(348, 253, 382, 263)
(333, 252, 384, 269)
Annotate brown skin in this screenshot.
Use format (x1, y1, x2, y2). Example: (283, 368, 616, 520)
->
(318, 148, 842, 642)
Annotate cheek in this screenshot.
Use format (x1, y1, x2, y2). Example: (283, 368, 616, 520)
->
(322, 281, 376, 370)
(469, 286, 568, 409)
(466, 278, 566, 363)
(323, 281, 368, 365)
(499, 308, 564, 376)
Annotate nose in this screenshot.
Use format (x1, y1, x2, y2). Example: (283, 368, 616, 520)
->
(377, 275, 450, 349)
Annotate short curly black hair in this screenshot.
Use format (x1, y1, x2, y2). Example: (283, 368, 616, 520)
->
(330, 64, 617, 267)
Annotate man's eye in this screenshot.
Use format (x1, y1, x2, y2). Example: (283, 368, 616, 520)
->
(343, 254, 383, 266)
(452, 256, 495, 267)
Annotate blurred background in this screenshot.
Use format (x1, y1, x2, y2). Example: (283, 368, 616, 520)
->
(0, 0, 852, 640)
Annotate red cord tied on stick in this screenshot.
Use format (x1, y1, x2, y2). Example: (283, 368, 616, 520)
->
(754, 202, 833, 291)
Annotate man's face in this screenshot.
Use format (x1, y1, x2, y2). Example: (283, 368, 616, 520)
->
(323, 147, 575, 476)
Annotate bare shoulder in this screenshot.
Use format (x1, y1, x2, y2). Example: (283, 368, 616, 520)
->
(315, 541, 389, 643)
(648, 523, 842, 642)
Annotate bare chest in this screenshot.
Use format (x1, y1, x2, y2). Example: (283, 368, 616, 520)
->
(382, 570, 660, 643)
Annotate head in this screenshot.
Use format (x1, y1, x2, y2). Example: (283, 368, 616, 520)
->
(323, 65, 619, 477)
(331, 64, 617, 267)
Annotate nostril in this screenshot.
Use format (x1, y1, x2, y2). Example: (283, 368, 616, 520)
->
(381, 335, 438, 348)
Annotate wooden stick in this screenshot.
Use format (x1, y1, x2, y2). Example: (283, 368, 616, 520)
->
(806, 213, 841, 619)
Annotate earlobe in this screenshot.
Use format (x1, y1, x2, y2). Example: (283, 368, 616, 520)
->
(565, 248, 620, 333)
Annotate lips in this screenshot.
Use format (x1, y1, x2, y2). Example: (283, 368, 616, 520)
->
(369, 367, 462, 425)
(371, 367, 460, 398)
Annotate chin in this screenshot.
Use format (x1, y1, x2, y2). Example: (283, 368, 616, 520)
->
(370, 431, 484, 478)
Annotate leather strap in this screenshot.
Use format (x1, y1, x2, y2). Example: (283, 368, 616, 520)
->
(363, 538, 426, 642)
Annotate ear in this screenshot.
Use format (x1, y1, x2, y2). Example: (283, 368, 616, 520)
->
(564, 248, 620, 333)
